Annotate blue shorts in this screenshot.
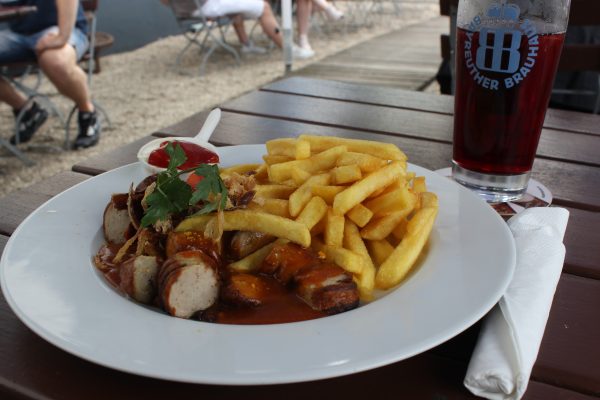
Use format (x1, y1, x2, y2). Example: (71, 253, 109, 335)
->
(0, 26, 89, 64)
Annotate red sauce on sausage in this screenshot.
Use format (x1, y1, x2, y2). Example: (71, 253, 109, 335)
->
(209, 275, 326, 325)
(148, 140, 219, 169)
(95, 245, 324, 325)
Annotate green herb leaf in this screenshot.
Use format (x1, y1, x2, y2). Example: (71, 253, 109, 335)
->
(140, 145, 228, 227)
(189, 164, 228, 215)
(165, 142, 186, 170)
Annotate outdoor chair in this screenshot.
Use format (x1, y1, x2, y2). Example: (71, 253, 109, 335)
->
(166, 0, 240, 75)
(0, 63, 61, 165)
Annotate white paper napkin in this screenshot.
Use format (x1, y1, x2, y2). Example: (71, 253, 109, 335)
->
(464, 207, 569, 400)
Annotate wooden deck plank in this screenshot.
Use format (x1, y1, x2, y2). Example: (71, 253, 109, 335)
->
(291, 16, 447, 91)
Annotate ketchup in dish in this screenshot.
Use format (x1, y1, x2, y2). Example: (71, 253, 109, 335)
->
(148, 140, 219, 169)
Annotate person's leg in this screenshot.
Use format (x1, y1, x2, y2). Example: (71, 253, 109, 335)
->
(37, 45, 93, 112)
(0, 78, 27, 109)
(0, 30, 33, 109)
(312, 0, 343, 20)
(232, 15, 250, 45)
(0, 30, 49, 144)
(258, 0, 282, 48)
(296, 0, 312, 50)
(36, 28, 100, 149)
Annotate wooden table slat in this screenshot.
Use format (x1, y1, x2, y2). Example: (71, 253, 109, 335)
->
(563, 207, 600, 279)
(222, 90, 600, 169)
(0, 172, 90, 236)
(72, 136, 157, 176)
(532, 273, 600, 394)
(262, 76, 600, 137)
(524, 381, 600, 400)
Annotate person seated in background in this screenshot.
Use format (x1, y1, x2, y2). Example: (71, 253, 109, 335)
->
(200, 0, 284, 49)
(162, 0, 294, 55)
(0, 0, 100, 149)
(230, 14, 267, 55)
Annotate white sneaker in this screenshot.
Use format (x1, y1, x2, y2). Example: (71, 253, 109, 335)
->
(293, 44, 315, 60)
(241, 41, 267, 55)
(324, 4, 344, 21)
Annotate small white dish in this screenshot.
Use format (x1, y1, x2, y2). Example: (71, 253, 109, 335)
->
(137, 108, 222, 175)
(137, 137, 220, 175)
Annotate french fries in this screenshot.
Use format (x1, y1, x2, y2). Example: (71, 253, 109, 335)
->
(311, 185, 345, 204)
(375, 201, 437, 289)
(289, 173, 330, 217)
(325, 208, 344, 247)
(299, 134, 406, 161)
(343, 220, 375, 300)
(346, 203, 373, 228)
(331, 164, 362, 185)
(248, 198, 291, 218)
(333, 161, 404, 215)
(175, 135, 438, 301)
(175, 210, 311, 248)
(296, 196, 328, 230)
(220, 163, 262, 177)
(268, 145, 346, 183)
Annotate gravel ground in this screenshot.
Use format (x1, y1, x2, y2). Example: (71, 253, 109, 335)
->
(0, 1, 439, 197)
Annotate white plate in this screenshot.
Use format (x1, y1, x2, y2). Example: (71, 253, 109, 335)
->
(0, 144, 515, 385)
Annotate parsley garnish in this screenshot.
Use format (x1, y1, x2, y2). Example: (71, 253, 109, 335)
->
(140, 142, 227, 228)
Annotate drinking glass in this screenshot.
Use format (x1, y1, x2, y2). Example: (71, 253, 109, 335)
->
(452, 0, 571, 202)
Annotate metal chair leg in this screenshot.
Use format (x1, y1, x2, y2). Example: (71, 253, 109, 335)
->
(0, 137, 34, 166)
(175, 29, 204, 72)
(64, 106, 78, 150)
(199, 27, 240, 75)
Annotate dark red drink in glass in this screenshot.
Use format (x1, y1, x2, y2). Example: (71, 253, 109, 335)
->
(452, 0, 570, 202)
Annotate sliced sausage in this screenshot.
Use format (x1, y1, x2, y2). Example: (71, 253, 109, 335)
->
(159, 250, 220, 319)
(261, 243, 320, 285)
(295, 263, 359, 314)
(119, 255, 159, 304)
(103, 195, 133, 245)
(221, 273, 269, 307)
(165, 231, 220, 264)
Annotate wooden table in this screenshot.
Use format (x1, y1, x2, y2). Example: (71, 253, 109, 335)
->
(1, 77, 599, 399)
